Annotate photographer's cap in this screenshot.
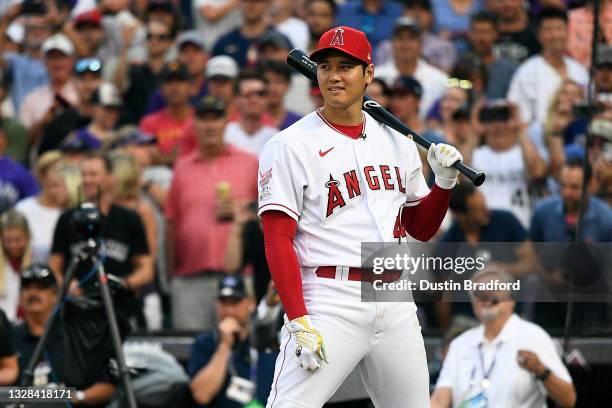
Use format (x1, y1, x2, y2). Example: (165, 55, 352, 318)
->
(20, 264, 57, 288)
(217, 275, 247, 300)
(311, 26, 372, 65)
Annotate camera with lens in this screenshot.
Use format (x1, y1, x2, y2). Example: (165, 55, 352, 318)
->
(71, 202, 104, 240)
(479, 101, 511, 123)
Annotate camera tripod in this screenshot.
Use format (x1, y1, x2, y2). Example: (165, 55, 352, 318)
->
(22, 238, 137, 408)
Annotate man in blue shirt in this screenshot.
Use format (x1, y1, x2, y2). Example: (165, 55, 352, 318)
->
(336, 0, 404, 54)
(531, 159, 612, 243)
(212, 0, 282, 67)
(188, 275, 259, 407)
(530, 159, 612, 331)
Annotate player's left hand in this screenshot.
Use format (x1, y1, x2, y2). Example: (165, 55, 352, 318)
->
(427, 143, 463, 189)
(286, 315, 329, 372)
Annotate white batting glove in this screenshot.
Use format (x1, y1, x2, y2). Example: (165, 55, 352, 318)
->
(286, 315, 329, 372)
(427, 143, 463, 189)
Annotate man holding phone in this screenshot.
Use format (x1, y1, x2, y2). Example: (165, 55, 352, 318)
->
(471, 100, 547, 227)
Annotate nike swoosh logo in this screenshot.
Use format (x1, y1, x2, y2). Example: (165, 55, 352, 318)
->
(319, 147, 334, 157)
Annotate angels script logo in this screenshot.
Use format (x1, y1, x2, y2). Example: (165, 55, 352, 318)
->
(329, 28, 345, 46)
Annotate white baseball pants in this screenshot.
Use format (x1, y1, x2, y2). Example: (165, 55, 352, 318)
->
(266, 270, 430, 408)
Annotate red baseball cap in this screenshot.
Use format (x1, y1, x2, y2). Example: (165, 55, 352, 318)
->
(310, 26, 372, 66)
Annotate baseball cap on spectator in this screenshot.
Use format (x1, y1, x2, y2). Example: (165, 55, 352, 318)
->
(74, 9, 102, 28)
(310, 26, 372, 65)
(91, 82, 122, 107)
(177, 30, 206, 51)
(42, 33, 75, 56)
(160, 62, 190, 81)
(392, 76, 423, 98)
(258, 31, 293, 51)
(20, 264, 57, 288)
(596, 45, 612, 68)
(589, 119, 612, 142)
(109, 126, 156, 149)
(393, 16, 421, 37)
(60, 137, 92, 153)
(206, 56, 239, 80)
(217, 275, 247, 300)
(195, 95, 226, 117)
(74, 58, 103, 76)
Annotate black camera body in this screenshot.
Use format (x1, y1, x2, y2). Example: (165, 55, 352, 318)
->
(71, 202, 104, 240)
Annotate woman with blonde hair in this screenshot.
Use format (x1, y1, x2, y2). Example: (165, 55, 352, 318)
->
(110, 152, 161, 329)
(110, 152, 157, 260)
(541, 80, 586, 180)
(0, 209, 32, 320)
(16, 151, 70, 263)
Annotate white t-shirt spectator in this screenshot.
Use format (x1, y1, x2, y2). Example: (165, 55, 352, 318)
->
(275, 17, 309, 51)
(16, 197, 62, 263)
(508, 55, 588, 125)
(224, 122, 278, 155)
(472, 144, 531, 228)
(375, 59, 449, 118)
(436, 314, 572, 408)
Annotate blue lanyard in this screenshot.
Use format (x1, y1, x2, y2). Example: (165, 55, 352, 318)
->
(477, 342, 502, 382)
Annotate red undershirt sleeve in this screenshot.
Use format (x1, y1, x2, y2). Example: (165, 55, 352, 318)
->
(261, 210, 307, 320)
(401, 184, 452, 242)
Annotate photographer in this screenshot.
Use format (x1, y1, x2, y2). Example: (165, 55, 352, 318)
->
(471, 100, 547, 228)
(48, 152, 153, 328)
(188, 274, 260, 407)
(12, 264, 115, 406)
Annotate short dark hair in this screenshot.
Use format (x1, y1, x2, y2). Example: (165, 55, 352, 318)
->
(258, 60, 292, 83)
(84, 151, 113, 173)
(449, 183, 477, 213)
(537, 7, 568, 29)
(234, 69, 268, 95)
(309, 0, 337, 16)
(470, 10, 499, 30)
(562, 157, 591, 182)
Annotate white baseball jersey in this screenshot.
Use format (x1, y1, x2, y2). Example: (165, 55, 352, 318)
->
(257, 109, 430, 267)
(472, 144, 531, 227)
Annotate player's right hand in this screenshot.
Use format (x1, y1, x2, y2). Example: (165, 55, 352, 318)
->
(285, 315, 329, 371)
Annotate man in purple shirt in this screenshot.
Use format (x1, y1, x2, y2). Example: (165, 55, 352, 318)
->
(0, 125, 39, 213)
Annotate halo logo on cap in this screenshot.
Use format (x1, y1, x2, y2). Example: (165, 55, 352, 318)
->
(329, 28, 345, 46)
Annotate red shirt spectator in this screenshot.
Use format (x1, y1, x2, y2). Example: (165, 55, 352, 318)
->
(139, 63, 194, 163)
(165, 97, 258, 277)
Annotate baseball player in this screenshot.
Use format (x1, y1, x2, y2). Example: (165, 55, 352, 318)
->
(258, 26, 463, 408)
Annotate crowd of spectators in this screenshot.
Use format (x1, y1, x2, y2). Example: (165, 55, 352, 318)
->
(0, 0, 611, 406)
